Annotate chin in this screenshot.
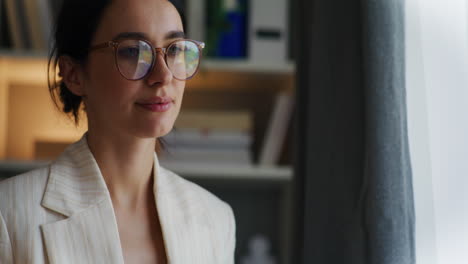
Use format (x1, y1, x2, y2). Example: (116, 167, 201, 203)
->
(130, 123, 173, 139)
(128, 110, 177, 138)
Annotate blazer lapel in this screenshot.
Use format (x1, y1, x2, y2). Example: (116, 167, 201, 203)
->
(154, 156, 211, 264)
(39, 134, 208, 264)
(40, 135, 124, 264)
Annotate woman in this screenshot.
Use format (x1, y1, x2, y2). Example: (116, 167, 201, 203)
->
(0, 0, 236, 263)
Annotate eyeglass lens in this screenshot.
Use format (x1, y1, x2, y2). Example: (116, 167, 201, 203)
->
(116, 39, 201, 80)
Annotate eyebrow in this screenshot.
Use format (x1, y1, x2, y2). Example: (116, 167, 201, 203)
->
(166, 30, 185, 39)
(112, 30, 185, 41)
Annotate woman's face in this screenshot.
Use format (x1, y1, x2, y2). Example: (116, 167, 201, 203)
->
(80, 0, 185, 139)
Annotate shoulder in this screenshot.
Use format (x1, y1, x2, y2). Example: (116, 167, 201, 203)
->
(0, 165, 50, 193)
(0, 166, 50, 213)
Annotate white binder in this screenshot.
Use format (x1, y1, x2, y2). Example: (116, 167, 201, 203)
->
(249, 0, 289, 64)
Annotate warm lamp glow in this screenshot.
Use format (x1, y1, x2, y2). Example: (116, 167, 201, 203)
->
(0, 56, 87, 160)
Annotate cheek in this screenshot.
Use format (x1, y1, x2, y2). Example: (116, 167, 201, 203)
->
(87, 52, 115, 78)
(163, 82, 185, 128)
(83, 58, 138, 116)
(173, 82, 185, 112)
(90, 55, 132, 95)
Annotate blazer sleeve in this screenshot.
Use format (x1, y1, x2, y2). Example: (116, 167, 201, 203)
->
(224, 205, 236, 264)
(0, 209, 13, 263)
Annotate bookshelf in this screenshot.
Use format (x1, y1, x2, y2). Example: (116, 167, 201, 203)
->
(0, 52, 295, 263)
(0, 55, 294, 161)
(0, 0, 297, 262)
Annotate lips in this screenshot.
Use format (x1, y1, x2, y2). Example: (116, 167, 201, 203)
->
(136, 96, 173, 112)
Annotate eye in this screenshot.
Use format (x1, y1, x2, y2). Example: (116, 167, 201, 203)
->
(118, 46, 140, 59)
(167, 44, 184, 57)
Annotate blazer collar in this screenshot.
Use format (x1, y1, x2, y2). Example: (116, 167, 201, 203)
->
(41, 134, 170, 217)
(41, 134, 109, 217)
(40, 134, 184, 263)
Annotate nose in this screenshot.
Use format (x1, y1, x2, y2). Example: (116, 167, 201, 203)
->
(145, 50, 173, 86)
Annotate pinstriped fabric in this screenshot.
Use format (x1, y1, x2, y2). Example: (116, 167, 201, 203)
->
(0, 134, 236, 263)
(0, 166, 65, 264)
(0, 208, 13, 263)
(41, 199, 124, 264)
(155, 167, 236, 264)
(42, 138, 109, 217)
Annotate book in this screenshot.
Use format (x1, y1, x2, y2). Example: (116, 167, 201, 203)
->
(0, 0, 4, 47)
(5, 0, 26, 49)
(175, 110, 252, 132)
(258, 92, 294, 166)
(163, 128, 252, 148)
(205, 0, 247, 58)
(36, 0, 53, 50)
(23, 0, 45, 51)
(217, 0, 246, 58)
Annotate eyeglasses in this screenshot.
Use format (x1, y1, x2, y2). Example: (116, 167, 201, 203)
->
(89, 38, 205, 81)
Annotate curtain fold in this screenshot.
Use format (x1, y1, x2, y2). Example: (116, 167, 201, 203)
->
(361, 0, 415, 263)
(293, 0, 415, 263)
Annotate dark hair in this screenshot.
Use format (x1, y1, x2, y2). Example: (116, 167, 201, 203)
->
(47, 0, 186, 124)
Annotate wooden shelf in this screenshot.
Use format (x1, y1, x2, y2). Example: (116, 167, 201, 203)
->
(0, 160, 292, 182)
(0, 160, 49, 177)
(202, 59, 295, 74)
(0, 49, 49, 58)
(0, 51, 296, 74)
(160, 161, 293, 181)
(0, 55, 49, 85)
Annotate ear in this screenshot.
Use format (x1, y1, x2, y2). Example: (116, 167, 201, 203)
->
(58, 56, 86, 96)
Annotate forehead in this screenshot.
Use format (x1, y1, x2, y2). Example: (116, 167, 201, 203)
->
(93, 0, 183, 44)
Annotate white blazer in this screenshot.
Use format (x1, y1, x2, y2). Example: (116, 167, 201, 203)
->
(0, 135, 236, 264)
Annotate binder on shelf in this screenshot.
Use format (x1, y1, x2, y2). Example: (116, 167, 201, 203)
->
(205, 0, 247, 58)
(187, 0, 205, 41)
(216, 0, 246, 58)
(259, 92, 294, 166)
(248, 0, 289, 64)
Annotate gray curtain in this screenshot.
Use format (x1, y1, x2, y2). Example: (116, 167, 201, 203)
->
(292, 0, 415, 263)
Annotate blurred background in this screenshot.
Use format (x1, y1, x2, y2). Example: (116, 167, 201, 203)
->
(0, 0, 296, 263)
(2, 0, 468, 264)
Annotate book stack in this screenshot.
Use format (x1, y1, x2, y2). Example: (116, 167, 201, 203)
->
(160, 110, 253, 167)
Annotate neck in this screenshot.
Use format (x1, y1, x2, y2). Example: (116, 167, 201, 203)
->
(86, 129, 156, 210)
